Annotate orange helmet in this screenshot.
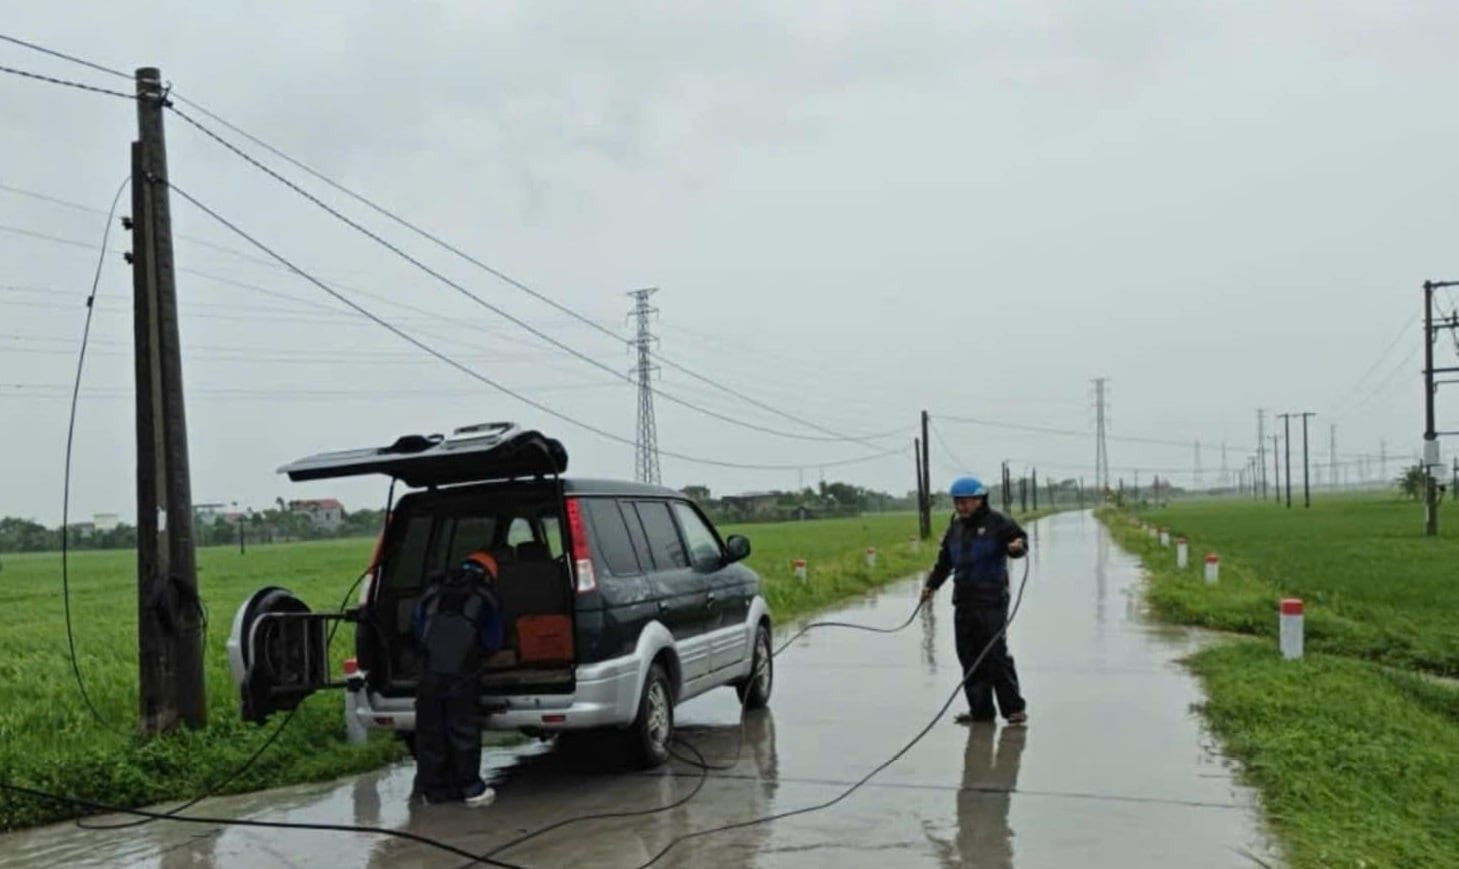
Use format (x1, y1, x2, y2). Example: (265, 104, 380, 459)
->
(462, 549, 499, 579)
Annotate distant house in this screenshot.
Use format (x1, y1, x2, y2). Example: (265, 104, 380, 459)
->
(66, 522, 96, 538)
(720, 491, 779, 519)
(93, 513, 120, 532)
(194, 503, 228, 523)
(289, 498, 345, 531)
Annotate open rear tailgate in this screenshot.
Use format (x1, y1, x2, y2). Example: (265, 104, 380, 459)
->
(278, 422, 568, 487)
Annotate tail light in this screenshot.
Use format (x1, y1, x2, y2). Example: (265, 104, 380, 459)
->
(564, 498, 597, 594)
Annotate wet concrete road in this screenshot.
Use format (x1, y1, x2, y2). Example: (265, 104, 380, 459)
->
(1, 511, 1278, 868)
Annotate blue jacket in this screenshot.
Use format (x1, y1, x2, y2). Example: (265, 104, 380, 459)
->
(924, 505, 1027, 606)
(411, 582, 504, 659)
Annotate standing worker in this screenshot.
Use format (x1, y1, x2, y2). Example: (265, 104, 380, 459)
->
(920, 477, 1029, 725)
(411, 549, 504, 806)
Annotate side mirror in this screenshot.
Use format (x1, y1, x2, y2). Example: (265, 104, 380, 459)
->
(724, 534, 751, 564)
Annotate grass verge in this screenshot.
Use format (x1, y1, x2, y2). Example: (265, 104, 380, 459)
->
(1099, 497, 1459, 675)
(1190, 642, 1459, 868)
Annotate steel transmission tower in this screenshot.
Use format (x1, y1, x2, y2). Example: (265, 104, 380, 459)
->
(628, 288, 662, 485)
(1093, 378, 1110, 494)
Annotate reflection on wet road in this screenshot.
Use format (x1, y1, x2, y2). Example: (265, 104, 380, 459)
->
(0, 511, 1279, 867)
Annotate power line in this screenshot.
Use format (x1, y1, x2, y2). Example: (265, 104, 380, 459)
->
(58, 175, 128, 727)
(165, 106, 895, 449)
(0, 61, 134, 99)
(161, 179, 901, 473)
(1324, 312, 1419, 414)
(161, 95, 900, 448)
(0, 33, 129, 79)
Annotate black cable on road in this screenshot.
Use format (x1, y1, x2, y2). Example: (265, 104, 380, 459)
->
(482, 597, 930, 865)
(629, 557, 1032, 869)
(0, 782, 525, 869)
(59, 175, 129, 727)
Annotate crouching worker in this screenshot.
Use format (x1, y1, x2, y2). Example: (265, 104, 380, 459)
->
(920, 477, 1029, 726)
(411, 549, 504, 806)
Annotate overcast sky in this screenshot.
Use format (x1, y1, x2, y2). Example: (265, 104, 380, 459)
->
(3, 1, 1458, 525)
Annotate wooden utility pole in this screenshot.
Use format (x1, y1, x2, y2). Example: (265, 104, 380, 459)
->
(132, 67, 205, 734)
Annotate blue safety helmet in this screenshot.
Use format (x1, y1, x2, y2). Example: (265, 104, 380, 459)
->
(949, 476, 988, 499)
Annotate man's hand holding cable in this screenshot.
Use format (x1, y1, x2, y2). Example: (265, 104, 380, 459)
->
(1007, 537, 1027, 558)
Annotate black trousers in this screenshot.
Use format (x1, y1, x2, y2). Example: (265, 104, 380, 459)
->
(413, 676, 483, 801)
(954, 601, 1025, 720)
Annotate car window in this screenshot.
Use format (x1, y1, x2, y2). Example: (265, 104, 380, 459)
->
(672, 502, 723, 570)
(583, 498, 640, 575)
(633, 501, 689, 571)
(506, 517, 535, 547)
(541, 515, 564, 558)
(444, 515, 497, 569)
(382, 514, 433, 590)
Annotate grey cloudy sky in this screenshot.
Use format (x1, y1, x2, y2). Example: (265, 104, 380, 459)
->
(3, 1, 1457, 524)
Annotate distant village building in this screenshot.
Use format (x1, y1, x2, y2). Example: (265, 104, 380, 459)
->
(93, 513, 120, 532)
(194, 503, 228, 523)
(288, 498, 345, 531)
(720, 491, 779, 519)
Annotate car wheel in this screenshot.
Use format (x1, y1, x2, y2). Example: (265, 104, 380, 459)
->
(735, 623, 773, 710)
(626, 663, 674, 769)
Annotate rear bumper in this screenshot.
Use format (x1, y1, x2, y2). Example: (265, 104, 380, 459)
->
(352, 655, 640, 733)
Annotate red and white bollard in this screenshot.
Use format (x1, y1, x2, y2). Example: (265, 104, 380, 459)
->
(1204, 553, 1220, 584)
(865, 547, 877, 568)
(793, 558, 807, 581)
(1158, 527, 1170, 547)
(343, 658, 367, 746)
(1280, 598, 1304, 659)
(1176, 537, 1189, 569)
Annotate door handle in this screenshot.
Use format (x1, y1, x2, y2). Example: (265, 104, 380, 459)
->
(657, 600, 668, 612)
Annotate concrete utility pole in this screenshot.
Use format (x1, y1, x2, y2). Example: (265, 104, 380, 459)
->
(913, 438, 926, 534)
(1031, 468, 1039, 510)
(1257, 410, 1268, 499)
(1092, 378, 1110, 494)
(132, 67, 205, 734)
(1002, 462, 1012, 513)
(1420, 280, 1459, 535)
(1020, 476, 1028, 513)
(1329, 425, 1338, 493)
(1271, 434, 1281, 504)
(1300, 412, 1316, 508)
(919, 410, 932, 538)
(1278, 414, 1293, 508)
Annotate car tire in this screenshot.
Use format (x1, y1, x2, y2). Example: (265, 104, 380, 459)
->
(735, 623, 773, 710)
(625, 663, 674, 769)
